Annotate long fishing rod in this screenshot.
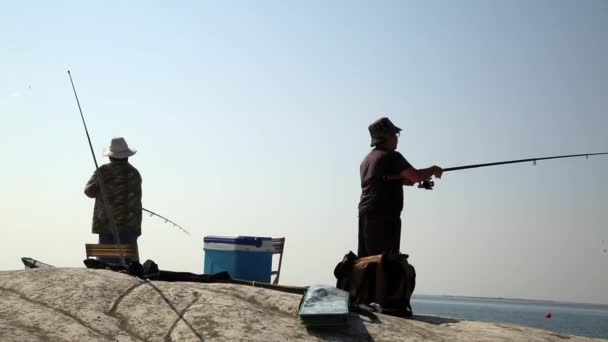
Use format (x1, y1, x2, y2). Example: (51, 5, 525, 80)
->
(68, 71, 190, 238)
(384, 152, 608, 190)
(443, 152, 608, 172)
(68, 70, 127, 266)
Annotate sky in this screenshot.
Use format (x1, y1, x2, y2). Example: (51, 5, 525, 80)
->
(1, 1, 607, 304)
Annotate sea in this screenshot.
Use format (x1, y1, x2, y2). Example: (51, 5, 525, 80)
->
(411, 294, 608, 339)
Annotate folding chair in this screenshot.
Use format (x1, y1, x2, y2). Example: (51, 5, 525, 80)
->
(271, 238, 285, 285)
(85, 244, 140, 263)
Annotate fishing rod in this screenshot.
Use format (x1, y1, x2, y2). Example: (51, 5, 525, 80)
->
(68, 71, 190, 239)
(68, 70, 127, 266)
(142, 208, 190, 235)
(384, 152, 608, 190)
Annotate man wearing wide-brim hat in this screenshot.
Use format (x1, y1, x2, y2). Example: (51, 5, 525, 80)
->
(84, 137, 142, 259)
(358, 117, 443, 257)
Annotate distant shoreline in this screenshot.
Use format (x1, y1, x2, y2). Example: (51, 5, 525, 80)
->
(413, 293, 608, 307)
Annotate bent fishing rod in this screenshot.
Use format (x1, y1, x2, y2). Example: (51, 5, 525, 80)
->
(68, 70, 190, 236)
(385, 152, 608, 190)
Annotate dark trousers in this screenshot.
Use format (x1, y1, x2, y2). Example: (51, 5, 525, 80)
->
(98, 232, 139, 263)
(358, 214, 401, 257)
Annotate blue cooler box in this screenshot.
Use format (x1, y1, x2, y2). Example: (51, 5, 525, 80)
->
(204, 236, 274, 282)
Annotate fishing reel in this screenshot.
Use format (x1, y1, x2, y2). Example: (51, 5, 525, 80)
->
(418, 179, 435, 190)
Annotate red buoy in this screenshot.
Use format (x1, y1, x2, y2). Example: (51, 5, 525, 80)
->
(545, 313, 552, 319)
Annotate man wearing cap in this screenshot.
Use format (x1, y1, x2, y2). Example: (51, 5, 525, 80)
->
(84, 137, 142, 250)
(358, 117, 443, 257)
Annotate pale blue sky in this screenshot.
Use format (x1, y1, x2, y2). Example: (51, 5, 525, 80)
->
(1, 1, 607, 304)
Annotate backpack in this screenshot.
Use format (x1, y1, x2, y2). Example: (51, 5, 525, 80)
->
(334, 252, 416, 316)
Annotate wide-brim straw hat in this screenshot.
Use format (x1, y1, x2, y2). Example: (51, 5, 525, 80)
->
(103, 137, 137, 159)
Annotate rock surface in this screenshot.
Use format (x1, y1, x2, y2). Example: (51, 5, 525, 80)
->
(0, 268, 604, 342)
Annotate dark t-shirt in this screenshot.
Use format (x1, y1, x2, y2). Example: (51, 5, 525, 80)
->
(358, 148, 413, 216)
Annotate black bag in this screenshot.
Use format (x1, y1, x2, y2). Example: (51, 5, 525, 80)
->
(83, 258, 231, 282)
(334, 252, 416, 316)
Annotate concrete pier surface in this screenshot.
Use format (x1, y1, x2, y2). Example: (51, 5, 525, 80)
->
(1, 268, 605, 342)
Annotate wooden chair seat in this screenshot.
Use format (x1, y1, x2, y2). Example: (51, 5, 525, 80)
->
(85, 244, 139, 262)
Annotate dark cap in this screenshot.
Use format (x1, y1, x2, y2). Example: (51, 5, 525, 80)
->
(368, 117, 402, 147)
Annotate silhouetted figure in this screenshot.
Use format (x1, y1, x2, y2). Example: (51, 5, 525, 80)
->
(358, 117, 443, 257)
(85, 137, 142, 256)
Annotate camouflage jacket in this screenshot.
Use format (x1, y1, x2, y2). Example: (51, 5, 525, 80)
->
(84, 160, 142, 235)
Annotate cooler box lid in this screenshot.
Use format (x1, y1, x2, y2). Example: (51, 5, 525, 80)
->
(204, 235, 274, 252)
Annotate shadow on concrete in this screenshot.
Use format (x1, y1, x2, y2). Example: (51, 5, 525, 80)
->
(306, 313, 375, 341)
(410, 314, 461, 325)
